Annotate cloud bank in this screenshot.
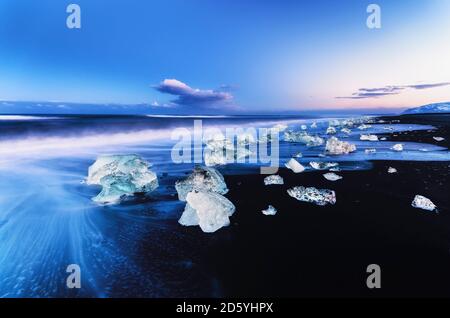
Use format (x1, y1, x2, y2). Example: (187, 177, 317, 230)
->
(155, 79, 233, 108)
(337, 82, 450, 99)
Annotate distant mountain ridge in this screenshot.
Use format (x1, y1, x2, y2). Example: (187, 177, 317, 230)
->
(403, 102, 450, 114)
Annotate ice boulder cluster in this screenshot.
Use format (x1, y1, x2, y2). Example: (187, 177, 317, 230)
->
(204, 134, 253, 167)
(360, 134, 379, 141)
(284, 130, 324, 146)
(325, 137, 356, 155)
(176, 167, 235, 233)
(287, 186, 336, 206)
(86, 154, 159, 204)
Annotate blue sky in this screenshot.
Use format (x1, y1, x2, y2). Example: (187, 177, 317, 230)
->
(0, 0, 449, 114)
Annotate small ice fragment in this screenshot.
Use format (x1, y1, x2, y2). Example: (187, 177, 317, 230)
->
(365, 148, 377, 154)
(323, 172, 342, 181)
(325, 137, 356, 155)
(262, 205, 277, 216)
(301, 124, 307, 130)
(358, 124, 371, 130)
(318, 153, 326, 158)
(285, 158, 305, 173)
(380, 137, 387, 141)
(411, 195, 437, 212)
(329, 167, 340, 172)
(293, 152, 303, 158)
(387, 167, 397, 174)
(360, 134, 379, 141)
(310, 122, 317, 129)
(309, 161, 339, 170)
(326, 126, 337, 134)
(287, 186, 336, 206)
(391, 144, 403, 152)
(433, 137, 445, 142)
(341, 128, 351, 134)
(264, 175, 284, 185)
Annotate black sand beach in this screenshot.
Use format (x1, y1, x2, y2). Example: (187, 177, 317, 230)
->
(185, 114, 450, 297)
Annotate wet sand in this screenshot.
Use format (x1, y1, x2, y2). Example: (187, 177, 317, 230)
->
(195, 114, 450, 297)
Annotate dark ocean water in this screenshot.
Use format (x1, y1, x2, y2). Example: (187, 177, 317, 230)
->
(0, 114, 448, 297)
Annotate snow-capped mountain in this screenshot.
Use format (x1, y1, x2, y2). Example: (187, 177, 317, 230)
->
(403, 102, 450, 114)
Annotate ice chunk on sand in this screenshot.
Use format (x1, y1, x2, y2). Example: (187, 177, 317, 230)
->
(341, 128, 352, 135)
(325, 137, 356, 155)
(293, 152, 303, 158)
(365, 148, 376, 154)
(391, 143, 403, 152)
(380, 137, 387, 141)
(323, 172, 342, 181)
(309, 161, 339, 170)
(175, 166, 228, 201)
(387, 167, 397, 174)
(326, 126, 337, 134)
(262, 205, 277, 216)
(284, 131, 324, 146)
(358, 124, 371, 130)
(301, 124, 307, 130)
(181, 191, 236, 233)
(360, 134, 379, 141)
(411, 195, 437, 212)
(285, 158, 305, 173)
(86, 154, 158, 204)
(287, 186, 336, 206)
(433, 137, 445, 142)
(264, 175, 284, 185)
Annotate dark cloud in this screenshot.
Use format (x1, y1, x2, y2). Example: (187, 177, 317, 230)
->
(337, 82, 450, 99)
(155, 79, 233, 107)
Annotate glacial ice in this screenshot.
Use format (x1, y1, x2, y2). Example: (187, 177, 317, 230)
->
(287, 186, 336, 206)
(262, 205, 277, 216)
(86, 154, 159, 204)
(341, 128, 352, 135)
(184, 191, 236, 233)
(323, 172, 342, 181)
(284, 131, 324, 146)
(293, 152, 303, 158)
(411, 195, 437, 212)
(358, 124, 371, 130)
(264, 175, 284, 185)
(309, 161, 339, 170)
(392, 144, 403, 152)
(175, 166, 228, 201)
(177, 167, 235, 233)
(326, 126, 337, 134)
(387, 167, 397, 173)
(360, 134, 379, 141)
(325, 137, 356, 155)
(301, 124, 307, 130)
(285, 158, 305, 173)
(310, 122, 318, 128)
(433, 137, 445, 142)
(365, 148, 377, 154)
